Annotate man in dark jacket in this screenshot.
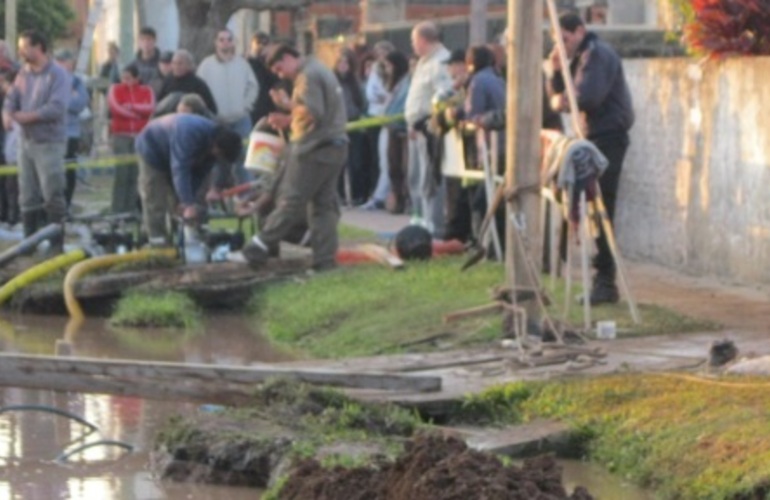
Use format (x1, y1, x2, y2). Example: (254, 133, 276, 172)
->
(546, 12, 635, 305)
(157, 50, 218, 115)
(135, 114, 242, 245)
(247, 32, 279, 126)
(130, 27, 163, 95)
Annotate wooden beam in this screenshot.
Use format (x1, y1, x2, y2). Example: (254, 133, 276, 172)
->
(0, 353, 442, 402)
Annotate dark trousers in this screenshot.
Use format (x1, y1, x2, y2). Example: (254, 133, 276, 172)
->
(65, 137, 79, 208)
(262, 143, 347, 270)
(444, 177, 473, 242)
(387, 129, 409, 214)
(592, 132, 630, 280)
(339, 131, 367, 204)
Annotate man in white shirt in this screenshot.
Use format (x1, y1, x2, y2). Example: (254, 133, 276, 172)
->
(196, 29, 258, 138)
(404, 21, 452, 236)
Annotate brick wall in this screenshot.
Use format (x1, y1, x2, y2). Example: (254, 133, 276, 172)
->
(617, 57, 770, 285)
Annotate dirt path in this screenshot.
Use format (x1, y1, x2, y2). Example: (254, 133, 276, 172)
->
(626, 261, 770, 333)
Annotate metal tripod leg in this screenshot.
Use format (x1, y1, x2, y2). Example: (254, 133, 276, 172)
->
(579, 192, 592, 331)
(593, 187, 641, 324)
(478, 129, 502, 260)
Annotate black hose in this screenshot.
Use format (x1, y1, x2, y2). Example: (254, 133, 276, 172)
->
(0, 404, 99, 433)
(55, 440, 134, 463)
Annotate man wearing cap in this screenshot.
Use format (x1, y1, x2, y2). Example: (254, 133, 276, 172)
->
(240, 44, 348, 271)
(2, 30, 71, 252)
(54, 48, 90, 208)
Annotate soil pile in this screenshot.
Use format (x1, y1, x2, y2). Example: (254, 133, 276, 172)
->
(278, 434, 593, 500)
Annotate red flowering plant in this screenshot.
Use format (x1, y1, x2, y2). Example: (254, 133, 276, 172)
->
(682, 0, 770, 57)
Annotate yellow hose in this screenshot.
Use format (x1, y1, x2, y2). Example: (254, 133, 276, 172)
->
(64, 248, 178, 322)
(0, 249, 89, 306)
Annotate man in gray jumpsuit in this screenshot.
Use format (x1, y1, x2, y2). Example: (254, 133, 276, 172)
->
(241, 44, 348, 271)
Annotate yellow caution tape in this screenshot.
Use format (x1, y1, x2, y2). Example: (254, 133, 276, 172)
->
(0, 114, 405, 176)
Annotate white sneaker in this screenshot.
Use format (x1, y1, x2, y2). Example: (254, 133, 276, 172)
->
(227, 251, 247, 264)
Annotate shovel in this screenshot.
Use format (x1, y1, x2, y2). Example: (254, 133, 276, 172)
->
(461, 183, 506, 272)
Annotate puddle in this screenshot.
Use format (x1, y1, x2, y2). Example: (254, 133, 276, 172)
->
(561, 459, 654, 500)
(0, 314, 293, 364)
(0, 314, 285, 499)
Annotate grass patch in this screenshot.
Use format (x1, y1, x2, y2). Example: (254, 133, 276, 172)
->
(338, 223, 379, 242)
(251, 257, 504, 358)
(110, 290, 202, 329)
(251, 257, 717, 359)
(449, 376, 770, 499)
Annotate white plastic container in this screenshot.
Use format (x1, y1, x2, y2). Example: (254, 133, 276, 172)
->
(596, 320, 617, 340)
(244, 131, 284, 174)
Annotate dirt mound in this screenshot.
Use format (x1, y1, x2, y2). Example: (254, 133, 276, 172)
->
(278, 434, 593, 500)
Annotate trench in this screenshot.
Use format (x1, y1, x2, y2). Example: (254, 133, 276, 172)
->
(0, 313, 654, 499)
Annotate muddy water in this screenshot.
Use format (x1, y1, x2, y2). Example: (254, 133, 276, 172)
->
(0, 314, 655, 499)
(0, 314, 281, 499)
(561, 460, 655, 500)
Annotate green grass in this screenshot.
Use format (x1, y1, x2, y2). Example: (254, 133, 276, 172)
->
(338, 224, 379, 242)
(110, 290, 203, 329)
(443, 375, 770, 499)
(250, 257, 717, 359)
(251, 257, 504, 358)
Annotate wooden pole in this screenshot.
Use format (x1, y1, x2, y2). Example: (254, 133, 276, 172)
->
(5, 0, 17, 59)
(505, 0, 543, 334)
(469, 0, 489, 45)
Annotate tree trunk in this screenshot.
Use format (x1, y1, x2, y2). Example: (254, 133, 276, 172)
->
(175, 0, 309, 63)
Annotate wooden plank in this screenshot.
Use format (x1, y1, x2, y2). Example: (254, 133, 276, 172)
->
(443, 302, 504, 324)
(0, 353, 442, 399)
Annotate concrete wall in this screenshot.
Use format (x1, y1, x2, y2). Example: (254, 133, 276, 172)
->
(616, 57, 770, 285)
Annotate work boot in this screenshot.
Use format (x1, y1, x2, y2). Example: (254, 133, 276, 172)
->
(241, 241, 269, 269)
(46, 231, 65, 257)
(21, 211, 39, 238)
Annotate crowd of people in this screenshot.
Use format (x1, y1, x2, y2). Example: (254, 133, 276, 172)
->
(0, 11, 633, 303)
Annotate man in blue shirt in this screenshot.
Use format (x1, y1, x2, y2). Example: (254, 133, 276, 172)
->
(135, 113, 242, 245)
(2, 30, 71, 253)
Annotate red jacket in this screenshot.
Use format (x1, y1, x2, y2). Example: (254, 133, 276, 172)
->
(109, 83, 155, 136)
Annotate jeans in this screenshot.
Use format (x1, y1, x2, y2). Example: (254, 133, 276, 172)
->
(111, 135, 140, 214)
(407, 133, 445, 236)
(371, 127, 391, 203)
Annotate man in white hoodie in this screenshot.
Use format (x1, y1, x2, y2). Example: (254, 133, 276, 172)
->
(197, 29, 258, 138)
(404, 21, 452, 236)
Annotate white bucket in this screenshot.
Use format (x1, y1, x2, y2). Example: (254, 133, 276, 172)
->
(596, 320, 617, 340)
(244, 131, 284, 174)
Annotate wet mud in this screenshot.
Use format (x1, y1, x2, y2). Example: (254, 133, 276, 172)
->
(279, 434, 593, 500)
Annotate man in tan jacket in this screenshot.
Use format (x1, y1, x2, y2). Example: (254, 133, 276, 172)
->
(404, 21, 452, 237)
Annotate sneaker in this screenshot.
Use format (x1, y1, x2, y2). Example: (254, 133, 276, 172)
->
(241, 241, 269, 269)
(359, 199, 385, 211)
